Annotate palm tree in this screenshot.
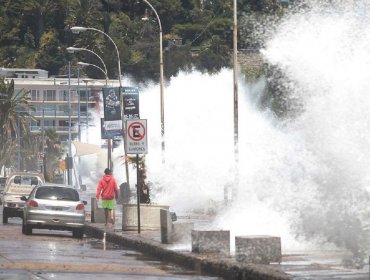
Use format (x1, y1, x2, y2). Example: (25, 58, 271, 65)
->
(0, 78, 33, 170)
(44, 128, 64, 181)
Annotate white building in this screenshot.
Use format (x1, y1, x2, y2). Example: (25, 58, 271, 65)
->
(2, 68, 118, 141)
(0, 67, 48, 79)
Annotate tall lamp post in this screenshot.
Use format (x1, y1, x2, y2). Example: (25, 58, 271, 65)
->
(82, 79, 91, 143)
(233, 0, 239, 200)
(71, 26, 129, 186)
(67, 60, 73, 185)
(142, 0, 165, 163)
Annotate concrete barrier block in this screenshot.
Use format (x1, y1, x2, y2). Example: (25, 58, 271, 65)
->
(160, 209, 172, 244)
(191, 230, 230, 255)
(170, 221, 194, 243)
(91, 197, 105, 223)
(122, 203, 170, 231)
(235, 235, 281, 264)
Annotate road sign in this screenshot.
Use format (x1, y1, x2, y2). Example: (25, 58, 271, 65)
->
(126, 119, 148, 154)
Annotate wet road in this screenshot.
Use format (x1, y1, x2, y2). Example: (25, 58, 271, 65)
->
(0, 216, 220, 280)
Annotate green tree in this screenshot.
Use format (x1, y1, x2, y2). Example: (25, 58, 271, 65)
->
(22, 0, 60, 47)
(35, 30, 66, 75)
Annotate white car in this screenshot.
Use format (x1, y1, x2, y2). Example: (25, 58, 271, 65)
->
(2, 172, 44, 223)
(21, 184, 86, 238)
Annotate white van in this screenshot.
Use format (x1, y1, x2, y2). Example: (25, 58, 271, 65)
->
(2, 172, 45, 223)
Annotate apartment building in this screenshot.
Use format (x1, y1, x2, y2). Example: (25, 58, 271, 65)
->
(2, 68, 113, 141)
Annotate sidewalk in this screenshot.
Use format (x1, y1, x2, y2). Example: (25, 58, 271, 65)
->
(84, 223, 290, 280)
(83, 200, 369, 280)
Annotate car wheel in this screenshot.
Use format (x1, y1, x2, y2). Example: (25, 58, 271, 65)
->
(2, 209, 8, 224)
(23, 220, 32, 235)
(72, 229, 84, 239)
(22, 218, 27, 234)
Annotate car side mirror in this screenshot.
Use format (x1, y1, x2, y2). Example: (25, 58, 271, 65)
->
(20, 196, 28, 201)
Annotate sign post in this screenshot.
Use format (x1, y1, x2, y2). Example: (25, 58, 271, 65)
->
(125, 119, 148, 234)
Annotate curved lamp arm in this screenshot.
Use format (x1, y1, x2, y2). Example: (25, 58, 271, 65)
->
(70, 27, 122, 87)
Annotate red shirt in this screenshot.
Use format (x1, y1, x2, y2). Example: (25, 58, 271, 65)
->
(96, 175, 119, 200)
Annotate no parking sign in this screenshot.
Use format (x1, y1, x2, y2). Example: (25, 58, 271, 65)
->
(125, 119, 148, 154)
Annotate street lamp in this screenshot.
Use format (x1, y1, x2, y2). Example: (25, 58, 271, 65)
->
(71, 26, 129, 186)
(67, 60, 73, 185)
(70, 27, 122, 87)
(233, 0, 239, 200)
(77, 67, 81, 142)
(142, 0, 165, 163)
(82, 79, 92, 143)
(67, 47, 108, 79)
(77, 62, 108, 85)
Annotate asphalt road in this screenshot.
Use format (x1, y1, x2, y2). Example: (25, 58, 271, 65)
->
(0, 214, 221, 279)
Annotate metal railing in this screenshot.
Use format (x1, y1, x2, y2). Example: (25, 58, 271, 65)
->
(30, 126, 78, 132)
(32, 111, 92, 118)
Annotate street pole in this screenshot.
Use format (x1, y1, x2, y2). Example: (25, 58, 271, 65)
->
(70, 26, 129, 186)
(68, 60, 73, 185)
(84, 80, 89, 142)
(233, 0, 239, 201)
(77, 68, 81, 142)
(17, 113, 21, 171)
(142, 0, 165, 164)
(41, 100, 45, 175)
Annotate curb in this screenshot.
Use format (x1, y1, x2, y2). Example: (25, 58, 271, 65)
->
(84, 224, 291, 280)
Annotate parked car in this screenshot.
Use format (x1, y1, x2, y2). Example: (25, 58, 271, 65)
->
(21, 184, 87, 238)
(2, 172, 44, 223)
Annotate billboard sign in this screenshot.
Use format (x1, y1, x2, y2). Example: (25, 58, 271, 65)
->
(103, 87, 121, 121)
(122, 87, 140, 120)
(101, 118, 122, 139)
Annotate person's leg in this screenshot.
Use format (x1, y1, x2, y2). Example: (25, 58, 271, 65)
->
(104, 208, 109, 226)
(112, 208, 115, 225)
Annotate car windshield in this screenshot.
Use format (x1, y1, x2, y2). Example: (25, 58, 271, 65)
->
(35, 187, 79, 201)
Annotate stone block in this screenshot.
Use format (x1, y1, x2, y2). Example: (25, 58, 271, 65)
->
(160, 209, 194, 244)
(91, 197, 105, 223)
(122, 203, 170, 231)
(191, 230, 230, 255)
(171, 221, 194, 243)
(235, 235, 281, 264)
(160, 209, 172, 243)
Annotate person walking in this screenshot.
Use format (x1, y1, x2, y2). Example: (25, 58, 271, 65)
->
(96, 168, 119, 227)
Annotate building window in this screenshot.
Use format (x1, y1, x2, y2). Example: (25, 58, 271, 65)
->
(60, 90, 68, 101)
(31, 90, 40, 101)
(44, 90, 56, 101)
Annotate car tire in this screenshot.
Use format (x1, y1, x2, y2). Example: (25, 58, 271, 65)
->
(72, 229, 84, 239)
(22, 220, 32, 235)
(2, 208, 8, 224)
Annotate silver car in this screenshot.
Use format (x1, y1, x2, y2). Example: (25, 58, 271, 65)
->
(21, 184, 86, 238)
